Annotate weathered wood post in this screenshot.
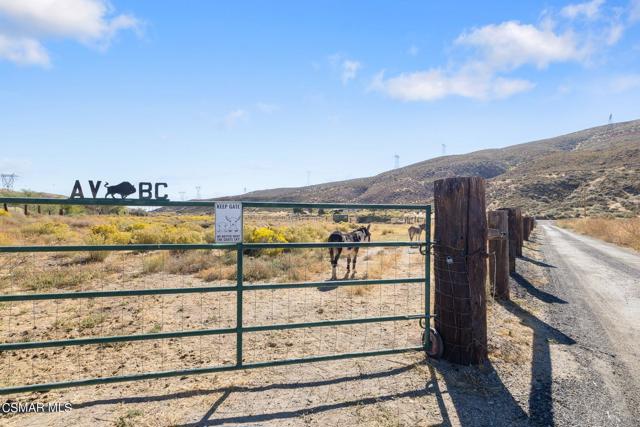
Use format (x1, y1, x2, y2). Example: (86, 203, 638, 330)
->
(498, 208, 517, 273)
(434, 176, 487, 365)
(488, 210, 510, 300)
(523, 216, 532, 241)
(515, 208, 523, 256)
(2, 203, 7, 212)
(23, 204, 28, 216)
(37, 205, 41, 215)
(59, 208, 64, 216)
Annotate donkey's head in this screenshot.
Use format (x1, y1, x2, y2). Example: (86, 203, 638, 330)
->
(358, 224, 372, 242)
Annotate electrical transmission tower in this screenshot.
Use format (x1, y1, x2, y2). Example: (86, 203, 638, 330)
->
(179, 191, 186, 201)
(306, 170, 311, 186)
(1, 173, 18, 190)
(394, 154, 399, 169)
(441, 144, 446, 155)
(196, 186, 202, 199)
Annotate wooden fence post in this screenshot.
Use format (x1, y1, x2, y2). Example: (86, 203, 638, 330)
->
(23, 204, 28, 216)
(498, 208, 517, 273)
(2, 203, 7, 212)
(434, 176, 487, 365)
(523, 216, 532, 241)
(515, 208, 523, 257)
(59, 208, 64, 216)
(488, 210, 509, 300)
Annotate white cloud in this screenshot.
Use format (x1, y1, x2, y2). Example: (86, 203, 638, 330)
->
(455, 21, 585, 70)
(372, 0, 640, 103)
(561, 0, 605, 20)
(341, 59, 361, 84)
(371, 68, 534, 101)
(609, 74, 640, 92)
(0, 0, 140, 66)
(221, 109, 248, 129)
(0, 34, 49, 66)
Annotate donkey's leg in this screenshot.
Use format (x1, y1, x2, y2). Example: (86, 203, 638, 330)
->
(351, 248, 359, 278)
(330, 248, 341, 280)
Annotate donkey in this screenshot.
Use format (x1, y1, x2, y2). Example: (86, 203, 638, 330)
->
(408, 223, 427, 241)
(328, 225, 371, 280)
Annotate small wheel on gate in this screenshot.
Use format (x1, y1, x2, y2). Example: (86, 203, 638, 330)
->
(422, 327, 444, 358)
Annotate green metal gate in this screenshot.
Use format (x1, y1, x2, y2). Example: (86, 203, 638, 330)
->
(0, 197, 431, 395)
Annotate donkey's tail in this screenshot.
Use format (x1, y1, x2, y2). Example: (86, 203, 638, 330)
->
(104, 182, 109, 188)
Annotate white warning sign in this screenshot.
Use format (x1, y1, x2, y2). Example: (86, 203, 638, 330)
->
(215, 201, 243, 243)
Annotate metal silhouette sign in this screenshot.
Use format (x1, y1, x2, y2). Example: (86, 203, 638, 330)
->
(70, 180, 169, 200)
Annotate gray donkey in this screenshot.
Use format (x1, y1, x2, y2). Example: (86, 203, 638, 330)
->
(328, 225, 371, 280)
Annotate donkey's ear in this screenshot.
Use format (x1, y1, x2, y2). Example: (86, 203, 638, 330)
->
(366, 224, 371, 230)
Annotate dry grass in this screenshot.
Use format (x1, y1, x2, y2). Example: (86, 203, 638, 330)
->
(558, 217, 640, 251)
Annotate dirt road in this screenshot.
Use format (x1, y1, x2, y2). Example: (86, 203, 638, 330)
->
(539, 221, 640, 425)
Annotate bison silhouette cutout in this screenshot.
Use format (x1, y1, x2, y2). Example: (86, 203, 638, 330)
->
(104, 182, 136, 199)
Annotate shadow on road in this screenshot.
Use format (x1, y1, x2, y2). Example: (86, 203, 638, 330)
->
(519, 256, 556, 269)
(511, 272, 567, 304)
(498, 300, 575, 426)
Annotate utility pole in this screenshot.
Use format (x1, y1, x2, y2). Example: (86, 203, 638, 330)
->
(441, 144, 446, 156)
(179, 191, 186, 201)
(196, 186, 202, 199)
(306, 170, 311, 186)
(394, 154, 399, 169)
(1, 173, 18, 190)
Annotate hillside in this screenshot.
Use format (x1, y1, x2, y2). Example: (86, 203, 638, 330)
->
(217, 120, 640, 218)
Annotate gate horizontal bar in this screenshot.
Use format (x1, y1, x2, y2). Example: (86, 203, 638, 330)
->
(244, 277, 425, 291)
(0, 314, 425, 350)
(0, 278, 425, 302)
(242, 201, 428, 210)
(0, 345, 424, 395)
(244, 314, 425, 333)
(0, 243, 235, 253)
(243, 241, 418, 249)
(0, 197, 217, 207)
(0, 327, 238, 350)
(0, 285, 239, 302)
(0, 241, 422, 253)
(0, 197, 428, 211)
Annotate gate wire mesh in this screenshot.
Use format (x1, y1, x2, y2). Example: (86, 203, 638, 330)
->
(0, 200, 431, 397)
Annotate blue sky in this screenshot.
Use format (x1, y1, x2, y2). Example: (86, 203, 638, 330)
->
(1, 0, 639, 200)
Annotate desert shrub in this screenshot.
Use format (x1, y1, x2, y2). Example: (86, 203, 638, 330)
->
(243, 257, 278, 281)
(131, 224, 202, 244)
(20, 267, 97, 291)
(142, 253, 167, 273)
(20, 221, 73, 242)
(558, 217, 640, 251)
(78, 313, 106, 331)
(164, 250, 216, 274)
(197, 265, 236, 281)
(89, 224, 132, 245)
(245, 227, 288, 256)
(0, 210, 9, 217)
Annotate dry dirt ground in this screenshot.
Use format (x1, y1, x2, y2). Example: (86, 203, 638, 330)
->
(1, 225, 635, 426)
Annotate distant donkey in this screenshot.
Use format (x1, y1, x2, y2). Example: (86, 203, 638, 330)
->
(328, 225, 371, 280)
(408, 223, 427, 241)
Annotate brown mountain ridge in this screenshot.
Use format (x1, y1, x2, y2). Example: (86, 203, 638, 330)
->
(222, 120, 640, 218)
